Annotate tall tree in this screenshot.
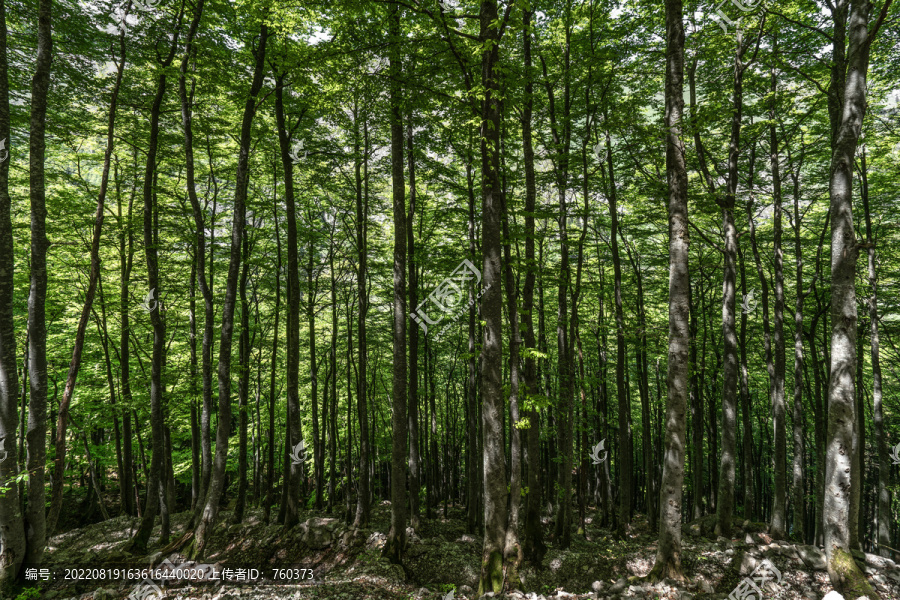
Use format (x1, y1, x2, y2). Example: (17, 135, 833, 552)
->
(23, 0, 53, 569)
(384, 0, 408, 565)
(650, 0, 689, 580)
(822, 0, 886, 594)
(0, 0, 25, 587)
(191, 22, 268, 557)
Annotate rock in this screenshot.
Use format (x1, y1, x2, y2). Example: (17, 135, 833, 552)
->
(591, 581, 605, 592)
(679, 592, 694, 600)
(822, 592, 845, 600)
(796, 545, 827, 570)
(460, 585, 475, 596)
(298, 517, 340, 549)
(457, 534, 478, 543)
(366, 531, 387, 550)
(609, 578, 626, 594)
(699, 579, 714, 594)
(801, 591, 818, 600)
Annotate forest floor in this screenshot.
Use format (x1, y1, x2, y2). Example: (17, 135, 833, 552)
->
(26, 501, 900, 600)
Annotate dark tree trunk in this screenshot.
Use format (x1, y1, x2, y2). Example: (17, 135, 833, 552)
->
(520, 7, 545, 564)
(274, 70, 303, 530)
(650, 0, 688, 580)
(192, 23, 267, 557)
(477, 0, 508, 593)
(178, 0, 211, 527)
(384, 1, 407, 564)
(264, 195, 281, 524)
(232, 232, 252, 523)
(353, 104, 371, 528)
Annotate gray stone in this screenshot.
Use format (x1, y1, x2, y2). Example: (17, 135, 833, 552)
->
(609, 578, 627, 594)
(300, 517, 340, 549)
(591, 581, 605, 592)
(796, 545, 828, 570)
(821, 592, 844, 600)
(699, 579, 714, 594)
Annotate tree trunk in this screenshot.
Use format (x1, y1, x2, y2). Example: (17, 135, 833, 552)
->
(520, 7, 545, 564)
(232, 232, 252, 523)
(384, 1, 407, 564)
(477, 0, 508, 593)
(191, 23, 267, 558)
(0, 0, 26, 585)
(650, 0, 688, 580)
(24, 0, 53, 569)
(274, 68, 303, 530)
(860, 145, 891, 557)
(178, 0, 211, 527)
(769, 46, 788, 540)
(264, 197, 281, 524)
(353, 103, 371, 528)
(823, 0, 879, 595)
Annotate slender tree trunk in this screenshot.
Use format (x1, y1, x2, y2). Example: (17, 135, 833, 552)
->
(130, 30, 180, 548)
(715, 27, 748, 538)
(178, 0, 211, 527)
(789, 133, 806, 544)
(353, 104, 371, 528)
(384, 1, 407, 564)
(46, 21, 125, 535)
(119, 165, 135, 518)
(738, 246, 753, 520)
(521, 8, 545, 564)
(232, 233, 252, 523)
(0, 0, 25, 585)
(264, 195, 281, 524)
(191, 23, 267, 557)
(406, 102, 420, 531)
(769, 47, 788, 540)
(24, 0, 53, 568)
(274, 71, 304, 530)
(650, 0, 688, 579)
(860, 146, 891, 557)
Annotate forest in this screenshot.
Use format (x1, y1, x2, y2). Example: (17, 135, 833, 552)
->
(0, 0, 899, 599)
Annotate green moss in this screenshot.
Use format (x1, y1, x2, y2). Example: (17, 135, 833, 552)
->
(827, 547, 881, 600)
